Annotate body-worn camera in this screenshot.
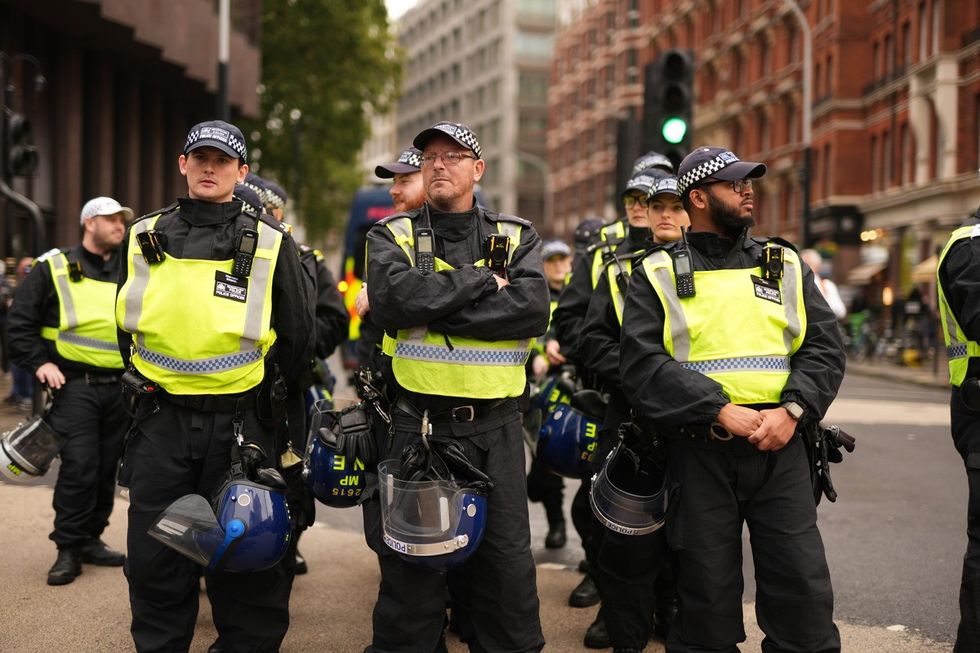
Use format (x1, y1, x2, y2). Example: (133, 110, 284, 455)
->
(761, 246, 784, 281)
(136, 230, 167, 265)
(485, 234, 510, 277)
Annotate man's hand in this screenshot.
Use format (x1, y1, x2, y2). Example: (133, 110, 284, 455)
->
(493, 274, 510, 291)
(545, 339, 566, 366)
(716, 403, 763, 437)
(355, 285, 370, 317)
(531, 353, 548, 379)
(747, 407, 798, 451)
(36, 362, 65, 390)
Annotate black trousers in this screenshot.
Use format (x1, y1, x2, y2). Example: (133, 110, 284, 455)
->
(365, 408, 544, 653)
(47, 377, 129, 549)
(952, 390, 980, 653)
(664, 434, 839, 653)
(121, 398, 295, 653)
(526, 455, 564, 526)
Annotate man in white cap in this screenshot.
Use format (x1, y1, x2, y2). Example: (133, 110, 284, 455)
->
(7, 196, 132, 585)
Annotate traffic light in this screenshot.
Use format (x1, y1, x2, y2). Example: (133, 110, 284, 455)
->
(5, 111, 39, 177)
(642, 49, 694, 171)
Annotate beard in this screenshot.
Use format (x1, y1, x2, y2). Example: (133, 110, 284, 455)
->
(707, 191, 753, 237)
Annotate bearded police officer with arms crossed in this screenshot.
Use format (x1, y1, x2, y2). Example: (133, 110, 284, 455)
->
(116, 120, 312, 653)
(7, 196, 132, 585)
(621, 146, 845, 653)
(365, 121, 549, 653)
(936, 204, 980, 653)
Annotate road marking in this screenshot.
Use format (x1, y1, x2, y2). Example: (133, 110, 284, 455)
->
(825, 398, 949, 426)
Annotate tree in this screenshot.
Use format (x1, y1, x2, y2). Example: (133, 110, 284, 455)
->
(242, 0, 402, 237)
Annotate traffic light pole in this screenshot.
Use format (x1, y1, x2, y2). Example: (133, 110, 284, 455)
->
(782, 0, 813, 247)
(216, 0, 230, 121)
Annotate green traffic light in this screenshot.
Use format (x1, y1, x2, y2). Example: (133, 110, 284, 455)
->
(662, 117, 688, 144)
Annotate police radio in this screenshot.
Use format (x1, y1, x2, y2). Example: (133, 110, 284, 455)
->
(233, 228, 259, 277)
(672, 227, 695, 298)
(485, 234, 510, 277)
(415, 228, 435, 273)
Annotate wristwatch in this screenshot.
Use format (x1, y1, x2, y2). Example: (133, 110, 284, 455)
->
(781, 401, 805, 422)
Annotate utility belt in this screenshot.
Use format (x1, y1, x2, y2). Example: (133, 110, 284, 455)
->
(158, 389, 257, 414)
(65, 371, 123, 386)
(673, 422, 739, 443)
(393, 396, 517, 436)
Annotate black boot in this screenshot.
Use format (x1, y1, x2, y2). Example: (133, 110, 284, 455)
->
(207, 639, 225, 653)
(295, 549, 308, 575)
(569, 573, 600, 607)
(653, 597, 679, 639)
(584, 613, 610, 648)
(545, 520, 567, 549)
(79, 538, 125, 566)
(47, 548, 82, 586)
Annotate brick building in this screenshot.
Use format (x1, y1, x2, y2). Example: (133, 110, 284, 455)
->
(547, 0, 980, 314)
(0, 0, 261, 257)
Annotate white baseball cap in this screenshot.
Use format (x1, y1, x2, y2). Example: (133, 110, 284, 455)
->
(79, 196, 134, 225)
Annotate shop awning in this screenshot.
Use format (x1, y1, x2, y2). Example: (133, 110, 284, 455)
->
(846, 261, 887, 285)
(911, 255, 938, 284)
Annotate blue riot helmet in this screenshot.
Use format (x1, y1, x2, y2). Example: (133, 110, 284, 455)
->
(524, 370, 576, 452)
(590, 424, 668, 536)
(303, 399, 372, 508)
(380, 438, 492, 571)
(148, 477, 291, 573)
(536, 389, 605, 478)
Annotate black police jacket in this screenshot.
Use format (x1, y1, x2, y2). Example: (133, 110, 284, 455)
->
(8, 244, 122, 376)
(552, 222, 649, 365)
(620, 228, 845, 429)
(938, 213, 980, 378)
(115, 198, 314, 387)
(579, 263, 630, 395)
(366, 201, 550, 405)
(298, 245, 349, 361)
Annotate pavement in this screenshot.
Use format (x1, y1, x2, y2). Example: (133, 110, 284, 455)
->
(0, 364, 960, 653)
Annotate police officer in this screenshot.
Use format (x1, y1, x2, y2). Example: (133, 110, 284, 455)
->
(7, 196, 132, 585)
(936, 205, 980, 653)
(116, 120, 313, 653)
(527, 238, 573, 550)
(579, 176, 688, 651)
(551, 165, 668, 635)
(620, 146, 845, 653)
(364, 121, 549, 653)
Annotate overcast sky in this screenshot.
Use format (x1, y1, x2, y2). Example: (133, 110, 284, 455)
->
(386, 0, 417, 21)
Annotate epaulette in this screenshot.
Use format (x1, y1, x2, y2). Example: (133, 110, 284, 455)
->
(600, 248, 646, 272)
(632, 241, 676, 265)
(279, 221, 295, 235)
(753, 235, 799, 253)
(375, 210, 416, 227)
(134, 202, 179, 224)
(254, 212, 291, 236)
(488, 211, 532, 227)
(297, 244, 324, 262)
(34, 247, 66, 264)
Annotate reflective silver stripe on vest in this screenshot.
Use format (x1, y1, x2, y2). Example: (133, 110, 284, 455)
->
(59, 331, 119, 352)
(780, 253, 803, 352)
(393, 341, 529, 366)
(242, 224, 279, 344)
(122, 220, 153, 333)
(680, 356, 791, 374)
(49, 255, 79, 329)
(650, 259, 691, 361)
(136, 346, 264, 374)
(948, 344, 968, 359)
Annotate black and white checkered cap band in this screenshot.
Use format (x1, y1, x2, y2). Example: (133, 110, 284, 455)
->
(626, 174, 657, 194)
(242, 181, 269, 206)
(649, 177, 679, 196)
(185, 126, 248, 161)
(677, 151, 741, 195)
(397, 148, 423, 169)
(432, 122, 482, 159)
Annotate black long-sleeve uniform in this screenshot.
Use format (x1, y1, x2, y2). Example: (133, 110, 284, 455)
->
(620, 228, 845, 653)
(362, 201, 548, 653)
(299, 245, 348, 361)
(937, 211, 980, 652)
(8, 243, 130, 552)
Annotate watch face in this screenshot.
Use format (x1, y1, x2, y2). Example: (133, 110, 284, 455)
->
(784, 402, 803, 420)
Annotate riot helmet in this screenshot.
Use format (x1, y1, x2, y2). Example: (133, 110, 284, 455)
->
(303, 399, 374, 508)
(536, 389, 605, 478)
(380, 437, 492, 571)
(523, 370, 575, 451)
(0, 416, 64, 483)
(590, 427, 668, 536)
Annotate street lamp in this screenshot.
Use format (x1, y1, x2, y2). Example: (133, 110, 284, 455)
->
(517, 150, 551, 235)
(782, 0, 812, 247)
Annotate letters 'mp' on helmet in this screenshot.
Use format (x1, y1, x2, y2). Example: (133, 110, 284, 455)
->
(303, 400, 371, 509)
(536, 395, 603, 479)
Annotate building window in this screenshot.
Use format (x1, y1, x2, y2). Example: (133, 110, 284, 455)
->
(884, 33, 893, 76)
(758, 111, 770, 152)
(626, 49, 638, 84)
(823, 144, 832, 196)
(932, 0, 941, 56)
(815, 62, 822, 96)
(516, 32, 554, 58)
(826, 55, 833, 95)
(901, 123, 913, 185)
(873, 41, 881, 79)
(871, 135, 880, 190)
(918, 2, 928, 61)
(901, 21, 911, 67)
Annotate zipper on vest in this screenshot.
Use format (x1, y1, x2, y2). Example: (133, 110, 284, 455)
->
(443, 333, 455, 351)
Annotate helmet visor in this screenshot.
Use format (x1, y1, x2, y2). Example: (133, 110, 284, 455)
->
(147, 494, 229, 567)
(590, 448, 668, 536)
(3, 417, 64, 474)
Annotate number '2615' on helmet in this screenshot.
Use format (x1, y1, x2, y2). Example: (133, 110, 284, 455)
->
(590, 440, 668, 536)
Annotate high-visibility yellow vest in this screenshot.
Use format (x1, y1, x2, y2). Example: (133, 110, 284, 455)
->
(40, 252, 124, 370)
(589, 221, 627, 289)
(342, 255, 363, 342)
(379, 216, 532, 399)
(937, 224, 980, 387)
(641, 245, 807, 405)
(605, 256, 635, 326)
(116, 213, 283, 395)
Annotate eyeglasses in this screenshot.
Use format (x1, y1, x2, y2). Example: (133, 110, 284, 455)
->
(706, 178, 754, 194)
(623, 195, 649, 208)
(421, 151, 476, 167)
